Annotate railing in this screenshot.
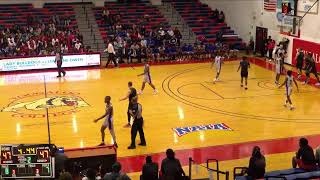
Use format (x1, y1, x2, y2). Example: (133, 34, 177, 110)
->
(188, 157, 229, 180)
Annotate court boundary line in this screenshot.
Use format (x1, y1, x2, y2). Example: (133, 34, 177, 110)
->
(161, 61, 320, 123)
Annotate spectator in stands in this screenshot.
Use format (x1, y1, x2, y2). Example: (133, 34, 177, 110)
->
(82, 168, 97, 180)
(292, 138, 317, 171)
(103, 162, 130, 180)
(51, 145, 68, 179)
(218, 11, 225, 23)
(59, 172, 73, 180)
(315, 146, 320, 167)
(160, 149, 185, 180)
(247, 146, 266, 179)
(173, 27, 182, 46)
(74, 41, 82, 52)
(141, 156, 158, 180)
(212, 8, 219, 19)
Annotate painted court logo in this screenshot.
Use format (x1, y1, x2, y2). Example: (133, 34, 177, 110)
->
(1, 91, 89, 118)
(173, 123, 232, 137)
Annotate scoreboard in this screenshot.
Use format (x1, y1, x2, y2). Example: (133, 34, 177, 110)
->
(0, 144, 54, 178)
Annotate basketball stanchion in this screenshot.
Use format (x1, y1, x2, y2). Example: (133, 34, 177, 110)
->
(188, 157, 230, 180)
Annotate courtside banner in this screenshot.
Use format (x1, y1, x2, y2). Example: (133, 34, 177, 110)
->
(292, 38, 320, 69)
(0, 53, 100, 72)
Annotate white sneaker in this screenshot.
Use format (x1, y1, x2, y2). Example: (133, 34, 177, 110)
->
(138, 91, 143, 95)
(290, 105, 295, 110)
(153, 89, 158, 95)
(315, 82, 320, 86)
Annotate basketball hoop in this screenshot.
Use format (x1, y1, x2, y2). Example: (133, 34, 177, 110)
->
(280, 15, 302, 38)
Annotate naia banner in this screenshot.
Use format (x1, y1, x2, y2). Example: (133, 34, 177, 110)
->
(292, 38, 320, 70)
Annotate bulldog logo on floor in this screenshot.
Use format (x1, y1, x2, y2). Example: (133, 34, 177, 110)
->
(173, 123, 232, 137)
(1, 91, 89, 118)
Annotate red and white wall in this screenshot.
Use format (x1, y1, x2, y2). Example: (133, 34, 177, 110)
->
(201, 0, 320, 65)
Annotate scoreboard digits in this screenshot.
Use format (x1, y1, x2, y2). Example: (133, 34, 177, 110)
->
(0, 144, 54, 178)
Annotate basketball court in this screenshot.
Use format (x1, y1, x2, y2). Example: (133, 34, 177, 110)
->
(1, 59, 320, 179)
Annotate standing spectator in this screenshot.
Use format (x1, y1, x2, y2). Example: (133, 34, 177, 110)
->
(104, 40, 118, 68)
(267, 39, 275, 61)
(141, 156, 158, 180)
(292, 138, 317, 171)
(103, 162, 131, 180)
(249, 38, 254, 54)
(160, 149, 185, 180)
(218, 11, 225, 23)
(247, 146, 266, 179)
(173, 27, 182, 47)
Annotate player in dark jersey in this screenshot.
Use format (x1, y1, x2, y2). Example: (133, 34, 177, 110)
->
(237, 56, 250, 90)
(295, 48, 304, 79)
(119, 81, 137, 127)
(304, 53, 320, 86)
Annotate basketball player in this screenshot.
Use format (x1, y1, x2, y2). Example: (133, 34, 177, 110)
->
(119, 82, 137, 128)
(55, 51, 66, 78)
(304, 52, 320, 86)
(93, 96, 118, 148)
(128, 96, 146, 149)
(237, 56, 250, 90)
(295, 48, 304, 79)
(275, 52, 284, 85)
(279, 70, 299, 110)
(137, 61, 158, 95)
(211, 52, 223, 82)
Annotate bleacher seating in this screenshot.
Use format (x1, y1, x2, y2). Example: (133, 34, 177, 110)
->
(0, 3, 78, 29)
(164, 0, 244, 49)
(94, 0, 170, 43)
(235, 168, 320, 180)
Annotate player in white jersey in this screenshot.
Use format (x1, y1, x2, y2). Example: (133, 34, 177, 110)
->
(94, 96, 118, 147)
(211, 52, 223, 82)
(275, 52, 284, 85)
(137, 61, 158, 95)
(279, 70, 299, 110)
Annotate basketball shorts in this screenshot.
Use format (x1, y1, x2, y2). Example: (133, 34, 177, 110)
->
(286, 86, 292, 96)
(276, 64, 282, 74)
(103, 116, 114, 129)
(241, 71, 248, 78)
(143, 75, 152, 84)
(216, 64, 221, 74)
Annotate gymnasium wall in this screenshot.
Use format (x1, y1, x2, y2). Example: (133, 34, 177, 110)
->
(201, 0, 320, 64)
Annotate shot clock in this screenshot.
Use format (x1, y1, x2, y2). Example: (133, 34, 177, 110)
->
(0, 144, 54, 178)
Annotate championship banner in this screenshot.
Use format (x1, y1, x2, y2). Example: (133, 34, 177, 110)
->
(292, 38, 320, 69)
(0, 53, 101, 72)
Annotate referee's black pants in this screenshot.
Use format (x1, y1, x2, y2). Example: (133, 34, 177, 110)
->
(130, 118, 146, 147)
(106, 53, 118, 67)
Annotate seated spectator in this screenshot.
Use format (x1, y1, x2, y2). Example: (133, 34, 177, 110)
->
(315, 146, 320, 167)
(82, 168, 97, 180)
(141, 156, 158, 180)
(103, 162, 131, 180)
(292, 138, 317, 171)
(160, 149, 185, 180)
(247, 146, 266, 179)
(172, 27, 181, 45)
(59, 172, 73, 180)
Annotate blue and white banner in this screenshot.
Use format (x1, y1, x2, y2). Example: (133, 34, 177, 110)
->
(0, 53, 100, 72)
(173, 123, 232, 137)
